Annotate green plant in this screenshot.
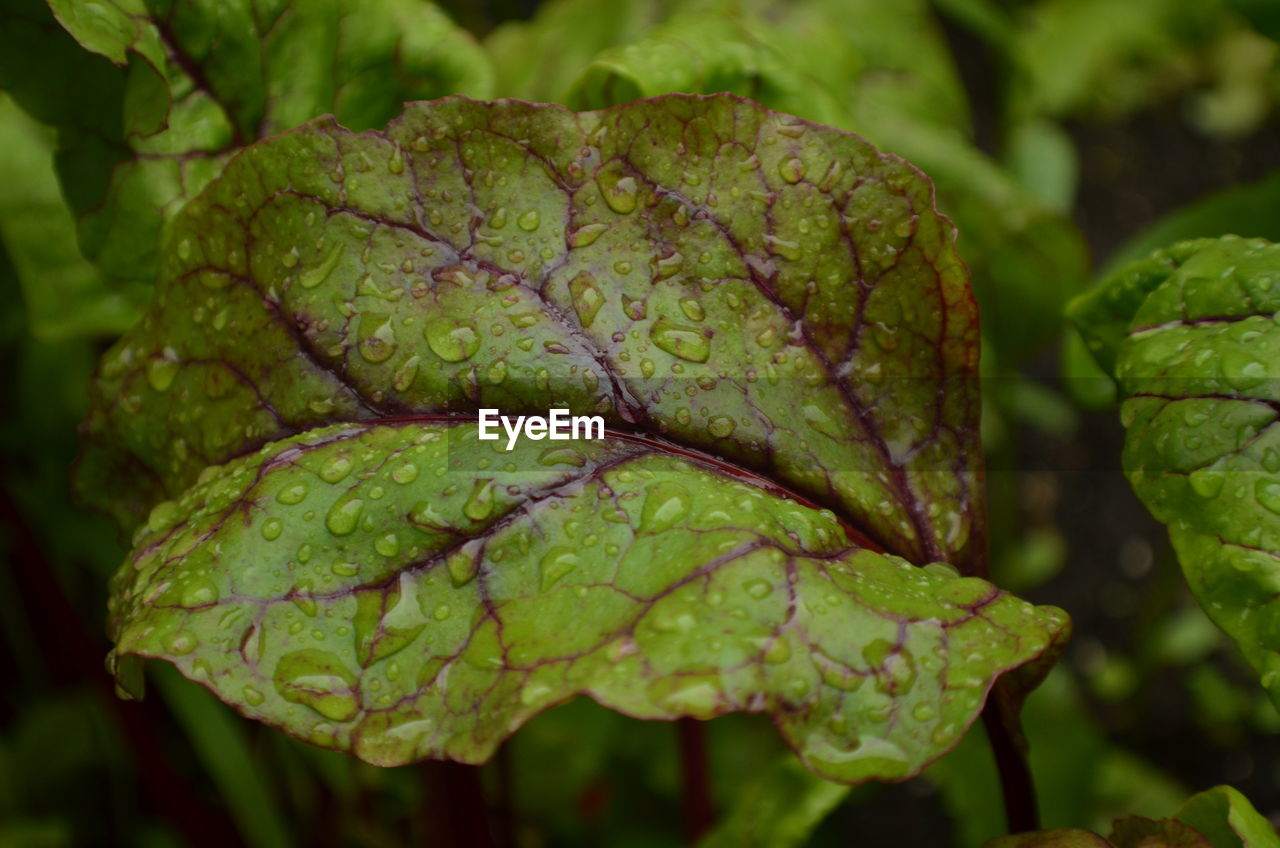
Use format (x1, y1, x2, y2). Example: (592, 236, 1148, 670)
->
(5, 1, 1280, 846)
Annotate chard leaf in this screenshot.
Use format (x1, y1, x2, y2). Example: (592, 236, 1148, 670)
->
(496, 0, 1088, 361)
(0, 0, 491, 296)
(1070, 236, 1280, 708)
(90, 94, 1067, 780)
(81, 95, 983, 571)
(112, 420, 1062, 780)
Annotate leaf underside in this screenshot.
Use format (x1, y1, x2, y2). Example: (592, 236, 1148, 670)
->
(88, 94, 1066, 780)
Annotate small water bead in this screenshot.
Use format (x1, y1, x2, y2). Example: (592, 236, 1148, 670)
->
(147, 357, 180, 392)
(261, 518, 284, 541)
(374, 532, 400, 557)
(597, 171, 639, 214)
(744, 579, 772, 599)
(650, 318, 710, 362)
(391, 462, 419, 485)
(679, 298, 705, 322)
(357, 313, 397, 363)
(319, 456, 353, 483)
(517, 209, 541, 231)
(569, 272, 605, 327)
(181, 577, 219, 607)
(424, 318, 480, 362)
(1256, 479, 1280, 515)
(325, 498, 364, 536)
(463, 479, 495, 521)
(778, 157, 806, 183)
(569, 223, 609, 247)
(539, 547, 579, 590)
(281, 247, 300, 268)
(707, 416, 736, 438)
(273, 649, 359, 722)
(167, 631, 199, 655)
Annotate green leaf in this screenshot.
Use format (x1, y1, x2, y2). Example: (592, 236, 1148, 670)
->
(0, 94, 144, 340)
(111, 419, 1062, 780)
(983, 785, 1278, 848)
(0, 0, 491, 297)
(1071, 236, 1280, 711)
(696, 754, 850, 848)
(81, 95, 985, 569)
(91, 94, 1066, 780)
(1176, 786, 1280, 848)
(488, 0, 1089, 362)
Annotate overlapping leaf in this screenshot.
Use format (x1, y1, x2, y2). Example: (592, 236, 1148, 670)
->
(81, 94, 982, 570)
(112, 420, 1061, 780)
(0, 0, 491, 301)
(89, 94, 1066, 780)
(485, 0, 1089, 361)
(1070, 236, 1280, 706)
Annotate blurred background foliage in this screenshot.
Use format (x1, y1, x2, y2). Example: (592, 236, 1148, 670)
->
(2, 0, 1280, 844)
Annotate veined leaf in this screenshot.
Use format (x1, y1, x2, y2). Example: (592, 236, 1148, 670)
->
(89, 95, 1066, 780)
(485, 0, 1088, 363)
(0, 0, 491, 296)
(1070, 236, 1280, 708)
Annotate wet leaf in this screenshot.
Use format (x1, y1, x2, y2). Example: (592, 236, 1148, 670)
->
(110, 420, 1062, 781)
(90, 95, 1067, 780)
(486, 0, 1089, 362)
(1070, 236, 1280, 710)
(0, 0, 491, 297)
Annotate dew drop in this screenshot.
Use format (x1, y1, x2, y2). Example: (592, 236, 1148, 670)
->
(640, 481, 689, 533)
(167, 631, 198, 655)
(424, 317, 480, 362)
(319, 455, 353, 484)
(273, 649, 359, 722)
(707, 416, 736, 439)
(391, 462, 419, 485)
(569, 271, 605, 327)
(517, 209, 541, 231)
(374, 532, 400, 557)
(597, 171, 639, 214)
(147, 357, 180, 392)
(779, 158, 806, 183)
(1256, 479, 1280, 515)
(650, 317, 710, 362)
(299, 244, 344, 289)
(277, 483, 308, 504)
(569, 223, 609, 247)
(679, 298, 705, 322)
(357, 312, 397, 363)
(181, 577, 219, 608)
(261, 518, 283, 541)
(540, 547, 580, 590)
(325, 497, 364, 536)
(463, 479, 495, 521)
